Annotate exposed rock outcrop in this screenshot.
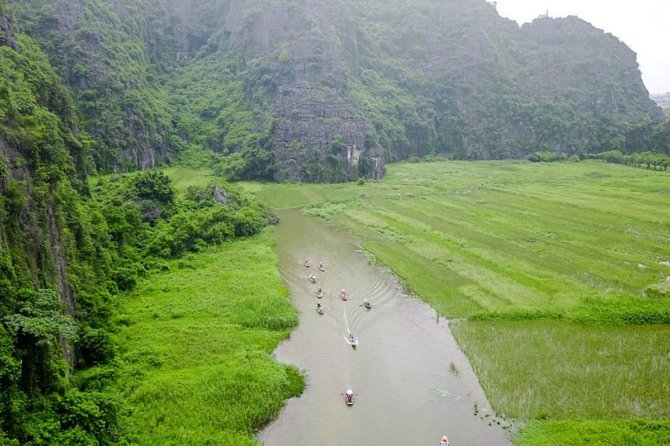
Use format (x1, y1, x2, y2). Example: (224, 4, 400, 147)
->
(0, 13, 19, 50)
(7, 0, 665, 181)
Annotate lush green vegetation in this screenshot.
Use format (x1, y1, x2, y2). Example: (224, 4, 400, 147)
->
(114, 231, 303, 445)
(515, 419, 670, 446)
(453, 321, 670, 419)
(250, 160, 670, 444)
(9, 0, 670, 181)
(3, 0, 670, 442)
(0, 21, 128, 444)
(92, 169, 270, 264)
(11, 0, 175, 171)
(0, 24, 274, 439)
(1, 5, 290, 443)
(530, 147, 670, 171)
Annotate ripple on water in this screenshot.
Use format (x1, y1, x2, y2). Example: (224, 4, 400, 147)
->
(259, 209, 511, 446)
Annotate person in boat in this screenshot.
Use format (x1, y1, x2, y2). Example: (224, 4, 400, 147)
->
(363, 298, 371, 309)
(340, 288, 347, 298)
(348, 332, 355, 344)
(304, 259, 310, 267)
(316, 302, 322, 309)
(345, 389, 354, 404)
(440, 435, 449, 445)
(318, 287, 322, 293)
(317, 261, 324, 270)
(309, 275, 316, 283)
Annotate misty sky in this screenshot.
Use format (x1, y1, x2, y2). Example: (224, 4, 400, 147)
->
(494, 0, 670, 94)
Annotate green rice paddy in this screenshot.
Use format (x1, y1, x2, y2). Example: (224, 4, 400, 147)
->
(249, 160, 670, 444)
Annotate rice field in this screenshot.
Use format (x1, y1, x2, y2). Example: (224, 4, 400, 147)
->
(249, 160, 670, 444)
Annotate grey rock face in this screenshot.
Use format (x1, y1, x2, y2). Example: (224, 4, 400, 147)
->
(0, 14, 19, 50)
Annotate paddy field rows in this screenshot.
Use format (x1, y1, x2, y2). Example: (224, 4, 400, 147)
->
(250, 160, 670, 444)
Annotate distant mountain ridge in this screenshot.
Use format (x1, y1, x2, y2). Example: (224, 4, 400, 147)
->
(6, 0, 667, 181)
(652, 92, 670, 114)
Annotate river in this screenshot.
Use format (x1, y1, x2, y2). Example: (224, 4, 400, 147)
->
(258, 209, 511, 445)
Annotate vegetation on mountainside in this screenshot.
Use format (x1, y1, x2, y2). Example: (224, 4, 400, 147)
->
(10, 0, 175, 171)
(0, 15, 274, 442)
(251, 160, 670, 444)
(652, 93, 670, 117)
(0, 26, 124, 444)
(168, 43, 276, 180)
(3, 0, 670, 442)
(8, 0, 669, 181)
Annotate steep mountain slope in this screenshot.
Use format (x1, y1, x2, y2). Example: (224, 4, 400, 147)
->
(7, 0, 666, 182)
(1, 4, 276, 442)
(10, 0, 175, 171)
(0, 3, 126, 441)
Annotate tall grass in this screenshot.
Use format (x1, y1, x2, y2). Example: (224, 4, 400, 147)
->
(248, 160, 670, 444)
(515, 419, 670, 446)
(450, 320, 670, 419)
(114, 231, 303, 445)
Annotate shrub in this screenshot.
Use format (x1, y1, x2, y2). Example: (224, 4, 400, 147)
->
(77, 328, 114, 366)
(645, 281, 670, 299)
(528, 151, 567, 163)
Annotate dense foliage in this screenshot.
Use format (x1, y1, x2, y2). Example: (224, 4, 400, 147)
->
(5, 0, 670, 182)
(9, 0, 175, 172)
(0, 7, 272, 442)
(92, 169, 270, 270)
(0, 18, 125, 442)
(2, 0, 670, 442)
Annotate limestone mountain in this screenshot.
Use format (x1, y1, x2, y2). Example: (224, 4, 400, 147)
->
(7, 0, 665, 181)
(2, 3, 274, 441)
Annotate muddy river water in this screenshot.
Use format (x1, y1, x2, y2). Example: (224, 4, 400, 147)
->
(258, 209, 511, 446)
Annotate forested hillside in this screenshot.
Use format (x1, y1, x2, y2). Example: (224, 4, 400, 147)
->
(10, 0, 175, 171)
(653, 93, 670, 117)
(6, 0, 669, 182)
(0, 2, 272, 441)
(0, 2, 122, 440)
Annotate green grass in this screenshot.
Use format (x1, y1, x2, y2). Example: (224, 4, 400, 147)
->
(515, 419, 670, 446)
(114, 230, 303, 445)
(450, 320, 670, 419)
(249, 160, 670, 321)
(162, 166, 217, 195)
(248, 160, 670, 444)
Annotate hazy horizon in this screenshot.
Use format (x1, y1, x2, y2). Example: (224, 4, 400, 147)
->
(494, 0, 670, 95)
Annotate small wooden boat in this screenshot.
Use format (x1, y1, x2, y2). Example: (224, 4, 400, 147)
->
(308, 275, 317, 284)
(347, 333, 358, 348)
(317, 263, 325, 272)
(304, 260, 310, 268)
(340, 289, 348, 301)
(344, 389, 355, 406)
(363, 300, 372, 310)
(316, 304, 324, 315)
(316, 291, 323, 299)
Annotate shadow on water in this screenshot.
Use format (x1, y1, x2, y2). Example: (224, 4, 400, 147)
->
(259, 209, 511, 446)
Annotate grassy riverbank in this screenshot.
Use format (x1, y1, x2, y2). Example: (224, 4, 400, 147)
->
(247, 160, 670, 444)
(114, 231, 303, 445)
